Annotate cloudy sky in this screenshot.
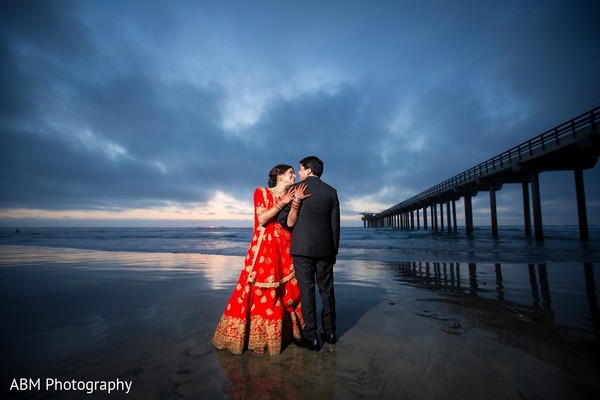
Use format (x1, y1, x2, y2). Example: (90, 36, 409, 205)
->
(1, 0, 599, 228)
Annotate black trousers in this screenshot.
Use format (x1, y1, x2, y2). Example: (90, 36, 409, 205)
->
(293, 255, 336, 341)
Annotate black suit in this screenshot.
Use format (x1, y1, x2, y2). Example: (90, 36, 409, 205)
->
(279, 176, 340, 342)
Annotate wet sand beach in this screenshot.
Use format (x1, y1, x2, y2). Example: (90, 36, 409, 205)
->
(1, 245, 599, 399)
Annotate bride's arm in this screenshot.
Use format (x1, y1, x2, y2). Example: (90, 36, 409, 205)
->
(286, 183, 310, 228)
(257, 187, 296, 226)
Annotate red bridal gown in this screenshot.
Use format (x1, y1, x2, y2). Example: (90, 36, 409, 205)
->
(212, 187, 304, 355)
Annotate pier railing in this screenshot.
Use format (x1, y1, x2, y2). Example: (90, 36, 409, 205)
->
(377, 106, 600, 217)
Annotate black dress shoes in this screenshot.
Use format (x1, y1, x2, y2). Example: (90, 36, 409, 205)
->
(321, 333, 337, 344)
(294, 338, 321, 351)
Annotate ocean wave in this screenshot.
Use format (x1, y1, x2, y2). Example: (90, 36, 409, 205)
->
(1, 226, 599, 264)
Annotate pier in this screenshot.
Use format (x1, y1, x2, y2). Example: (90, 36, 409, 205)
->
(362, 106, 600, 241)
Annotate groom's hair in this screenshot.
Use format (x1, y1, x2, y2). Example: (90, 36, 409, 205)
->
(300, 156, 323, 177)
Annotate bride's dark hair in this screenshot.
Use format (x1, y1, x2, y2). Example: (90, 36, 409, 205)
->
(268, 164, 293, 188)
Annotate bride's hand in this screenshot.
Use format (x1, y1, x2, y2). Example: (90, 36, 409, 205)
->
(282, 186, 296, 204)
(294, 183, 312, 201)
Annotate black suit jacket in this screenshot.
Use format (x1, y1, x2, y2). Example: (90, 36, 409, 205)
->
(278, 176, 340, 257)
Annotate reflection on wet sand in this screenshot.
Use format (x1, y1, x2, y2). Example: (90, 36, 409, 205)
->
(394, 261, 600, 343)
(389, 261, 600, 382)
(585, 263, 600, 339)
(215, 345, 337, 400)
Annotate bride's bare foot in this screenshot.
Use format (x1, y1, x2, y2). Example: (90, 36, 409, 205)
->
(253, 347, 266, 355)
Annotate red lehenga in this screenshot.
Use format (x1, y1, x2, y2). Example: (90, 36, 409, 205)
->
(212, 187, 304, 355)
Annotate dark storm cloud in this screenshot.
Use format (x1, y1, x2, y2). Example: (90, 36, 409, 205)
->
(0, 0, 599, 225)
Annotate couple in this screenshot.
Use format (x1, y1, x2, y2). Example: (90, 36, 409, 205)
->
(212, 156, 340, 355)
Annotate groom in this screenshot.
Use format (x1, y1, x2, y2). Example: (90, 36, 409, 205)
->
(279, 156, 340, 351)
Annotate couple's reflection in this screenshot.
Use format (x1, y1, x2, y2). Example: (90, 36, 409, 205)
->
(215, 344, 337, 399)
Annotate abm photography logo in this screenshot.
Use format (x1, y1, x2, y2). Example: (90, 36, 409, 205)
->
(10, 377, 133, 395)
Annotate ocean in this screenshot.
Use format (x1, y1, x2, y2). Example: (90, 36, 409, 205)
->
(1, 225, 598, 263)
(1, 225, 599, 341)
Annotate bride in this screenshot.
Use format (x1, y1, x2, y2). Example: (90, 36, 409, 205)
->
(212, 164, 307, 355)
